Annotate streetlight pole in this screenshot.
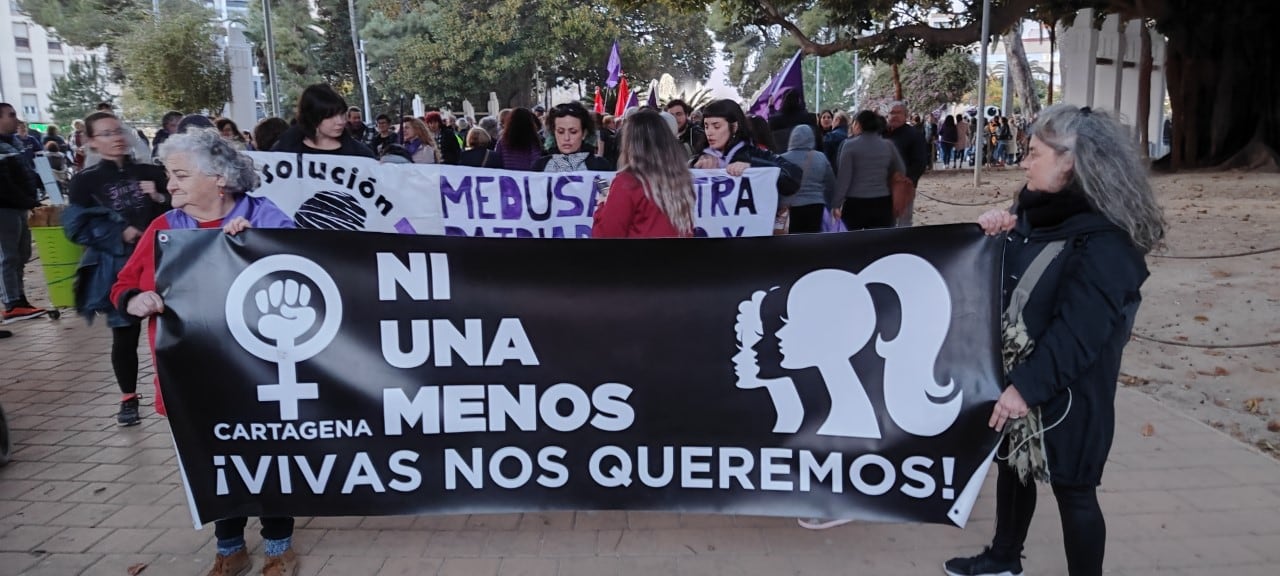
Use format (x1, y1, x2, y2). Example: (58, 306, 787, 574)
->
(262, 0, 280, 118)
(348, 0, 371, 121)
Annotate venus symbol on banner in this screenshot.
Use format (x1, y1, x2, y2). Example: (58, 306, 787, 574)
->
(734, 254, 963, 438)
(224, 254, 343, 421)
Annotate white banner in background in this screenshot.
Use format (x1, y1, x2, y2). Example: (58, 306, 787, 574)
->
(246, 152, 778, 237)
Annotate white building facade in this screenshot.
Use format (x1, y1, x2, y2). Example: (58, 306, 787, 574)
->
(0, 0, 105, 124)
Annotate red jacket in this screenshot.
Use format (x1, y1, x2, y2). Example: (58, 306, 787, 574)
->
(110, 215, 225, 415)
(591, 171, 691, 238)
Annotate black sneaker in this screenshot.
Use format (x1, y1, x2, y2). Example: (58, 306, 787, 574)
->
(943, 547, 1024, 576)
(0, 330, 11, 339)
(117, 396, 141, 427)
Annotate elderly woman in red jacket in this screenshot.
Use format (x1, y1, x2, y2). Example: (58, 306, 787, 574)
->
(110, 128, 300, 576)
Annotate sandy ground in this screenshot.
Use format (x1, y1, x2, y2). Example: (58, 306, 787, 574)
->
(916, 166, 1280, 458)
(15, 166, 1279, 458)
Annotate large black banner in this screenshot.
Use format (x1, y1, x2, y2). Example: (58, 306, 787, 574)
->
(155, 226, 1003, 528)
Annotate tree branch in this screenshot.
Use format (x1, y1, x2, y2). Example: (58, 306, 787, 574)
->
(752, 0, 1043, 58)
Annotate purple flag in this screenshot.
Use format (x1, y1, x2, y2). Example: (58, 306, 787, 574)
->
(626, 90, 639, 112)
(751, 50, 805, 117)
(750, 72, 778, 117)
(606, 42, 622, 88)
(646, 80, 659, 108)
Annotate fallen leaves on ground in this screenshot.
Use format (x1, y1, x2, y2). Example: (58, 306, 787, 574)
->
(1197, 367, 1231, 377)
(1244, 397, 1266, 414)
(1194, 315, 1210, 322)
(1120, 373, 1150, 387)
(127, 563, 147, 576)
(1141, 423, 1156, 437)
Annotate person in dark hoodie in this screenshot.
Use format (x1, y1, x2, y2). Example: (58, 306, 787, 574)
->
(64, 111, 168, 427)
(692, 99, 801, 197)
(778, 125, 834, 234)
(767, 89, 819, 152)
(271, 84, 376, 158)
(944, 105, 1165, 576)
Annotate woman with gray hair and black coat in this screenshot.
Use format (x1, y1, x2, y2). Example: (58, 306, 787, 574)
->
(944, 104, 1166, 576)
(111, 128, 301, 576)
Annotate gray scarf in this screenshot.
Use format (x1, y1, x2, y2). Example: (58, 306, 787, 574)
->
(546, 151, 590, 172)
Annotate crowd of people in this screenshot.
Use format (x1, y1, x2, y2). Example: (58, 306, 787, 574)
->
(925, 112, 1032, 169)
(0, 80, 1166, 576)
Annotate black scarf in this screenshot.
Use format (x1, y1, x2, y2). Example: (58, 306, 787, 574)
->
(1016, 185, 1094, 229)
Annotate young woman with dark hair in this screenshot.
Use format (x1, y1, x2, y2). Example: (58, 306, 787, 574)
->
(691, 99, 801, 197)
(270, 84, 375, 158)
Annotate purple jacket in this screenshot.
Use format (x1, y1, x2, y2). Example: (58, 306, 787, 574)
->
(164, 195, 294, 230)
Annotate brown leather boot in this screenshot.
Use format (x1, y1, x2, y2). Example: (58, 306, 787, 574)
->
(261, 549, 298, 576)
(206, 549, 251, 576)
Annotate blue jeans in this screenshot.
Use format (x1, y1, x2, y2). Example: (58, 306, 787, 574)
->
(0, 208, 31, 307)
(994, 141, 1008, 164)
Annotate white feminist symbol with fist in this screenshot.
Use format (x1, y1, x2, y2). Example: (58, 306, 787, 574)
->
(226, 255, 342, 421)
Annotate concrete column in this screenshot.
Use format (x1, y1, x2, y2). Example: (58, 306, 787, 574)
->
(226, 27, 257, 131)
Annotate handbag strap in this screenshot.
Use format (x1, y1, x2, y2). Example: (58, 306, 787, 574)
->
(1003, 240, 1067, 325)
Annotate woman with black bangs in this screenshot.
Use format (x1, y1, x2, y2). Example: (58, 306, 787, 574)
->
(691, 99, 800, 197)
(271, 84, 376, 158)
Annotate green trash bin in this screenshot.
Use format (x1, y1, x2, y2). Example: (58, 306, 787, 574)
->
(30, 226, 83, 309)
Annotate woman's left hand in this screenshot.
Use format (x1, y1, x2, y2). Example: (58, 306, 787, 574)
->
(726, 161, 750, 177)
(989, 385, 1029, 432)
(223, 217, 252, 236)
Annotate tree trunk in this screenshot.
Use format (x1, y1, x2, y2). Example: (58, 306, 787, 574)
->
(1160, 5, 1280, 171)
(1137, 21, 1153, 159)
(1005, 21, 1040, 116)
(1046, 23, 1056, 105)
(891, 62, 903, 100)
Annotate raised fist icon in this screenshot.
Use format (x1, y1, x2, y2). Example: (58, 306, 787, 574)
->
(255, 279, 317, 347)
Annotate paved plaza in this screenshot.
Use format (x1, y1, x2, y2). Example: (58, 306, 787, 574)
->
(1, 283, 1279, 575)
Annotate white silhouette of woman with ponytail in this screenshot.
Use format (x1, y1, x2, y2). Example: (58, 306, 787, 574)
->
(742, 253, 962, 438)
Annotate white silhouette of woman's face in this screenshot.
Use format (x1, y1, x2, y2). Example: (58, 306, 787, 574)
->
(777, 269, 876, 369)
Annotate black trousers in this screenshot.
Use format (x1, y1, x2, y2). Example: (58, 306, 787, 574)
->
(214, 517, 295, 542)
(840, 196, 894, 231)
(991, 462, 1106, 575)
(788, 203, 825, 234)
(111, 323, 142, 395)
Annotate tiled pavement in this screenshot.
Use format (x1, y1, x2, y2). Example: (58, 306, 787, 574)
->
(2, 308, 1279, 575)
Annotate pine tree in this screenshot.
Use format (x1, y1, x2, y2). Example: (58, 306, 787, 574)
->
(48, 56, 115, 126)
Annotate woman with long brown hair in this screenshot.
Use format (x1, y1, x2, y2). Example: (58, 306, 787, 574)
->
(592, 109, 695, 238)
(401, 116, 438, 164)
